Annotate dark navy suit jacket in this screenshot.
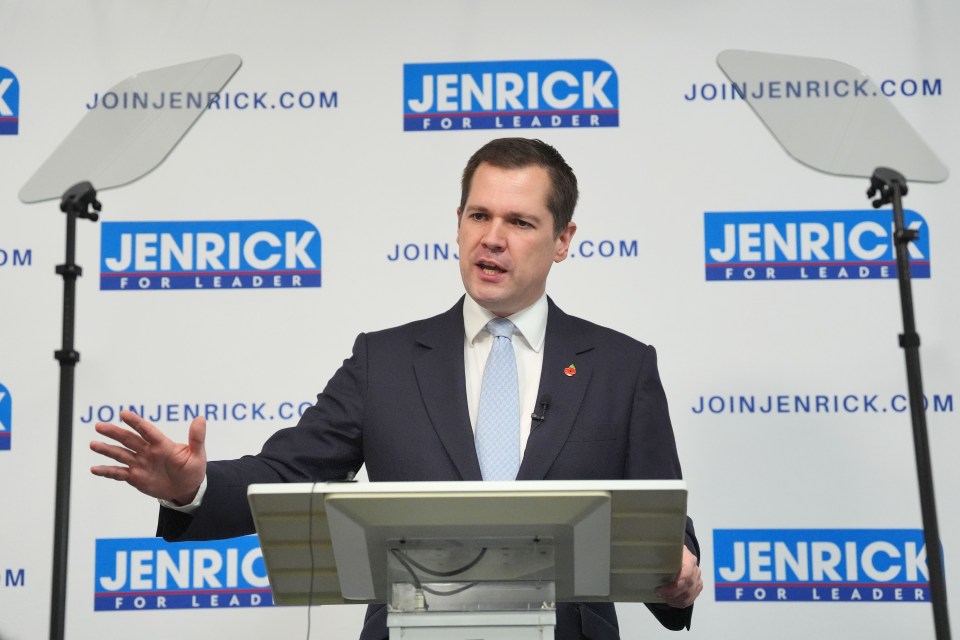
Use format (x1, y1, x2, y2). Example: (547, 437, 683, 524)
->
(158, 297, 698, 638)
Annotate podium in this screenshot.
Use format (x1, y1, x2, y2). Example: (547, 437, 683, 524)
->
(248, 480, 688, 639)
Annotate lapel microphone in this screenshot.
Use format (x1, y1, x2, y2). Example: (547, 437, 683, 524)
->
(530, 394, 551, 429)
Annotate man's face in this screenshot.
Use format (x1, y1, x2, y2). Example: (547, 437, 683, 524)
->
(457, 162, 576, 317)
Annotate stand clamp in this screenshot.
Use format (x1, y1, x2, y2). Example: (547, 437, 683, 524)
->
(867, 167, 908, 208)
(60, 181, 101, 221)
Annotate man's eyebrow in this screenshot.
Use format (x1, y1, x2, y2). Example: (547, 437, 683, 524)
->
(464, 205, 541, 220)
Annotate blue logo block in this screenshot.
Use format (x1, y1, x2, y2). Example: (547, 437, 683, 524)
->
(95, 536, 272, 610)
(100, 219, 322, 291)
(714, 529, 933, 602)
(704, 210, 931, 281)
(0, 383, 10, 451)
(0, 67, 20, 135)
(403, 59, 619, 132)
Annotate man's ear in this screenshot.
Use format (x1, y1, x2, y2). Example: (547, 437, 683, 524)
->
(554, 221, 577, 262)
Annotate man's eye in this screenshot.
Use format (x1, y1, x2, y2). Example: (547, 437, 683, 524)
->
(514, 219, 531, 228)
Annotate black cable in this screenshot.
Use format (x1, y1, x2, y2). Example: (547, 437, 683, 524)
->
(306, 481, 319, 640)
(396, 547, 488, 577)
(422, 582, 479, 597)
(390, 548, 423, 589)
(390, 548, 487, 607)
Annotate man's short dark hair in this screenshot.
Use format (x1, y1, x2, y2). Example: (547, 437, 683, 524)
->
(460, 138, 578, 237)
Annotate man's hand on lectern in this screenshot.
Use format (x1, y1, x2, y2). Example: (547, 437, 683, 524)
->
(90, 410, 207, 506)
(656, 546, 704, 609)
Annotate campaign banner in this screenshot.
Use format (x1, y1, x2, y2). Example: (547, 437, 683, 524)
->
(714, 529, 932, 602)
(704, 210, 931, 281)
(99, 219, 322, 290)
(0, 67, 19, 135)
(0, 383, 10, 451)
(403, 59, 619, 132)
(94, 536, 272, 611)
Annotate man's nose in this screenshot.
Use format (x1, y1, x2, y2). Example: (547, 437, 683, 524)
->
(481, 219, 506, 250)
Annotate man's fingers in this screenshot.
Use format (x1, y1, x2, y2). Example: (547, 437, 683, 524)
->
(669, 577, 703, 608)
(656, 582, 687, 600)
(655, 548, 703, 608)
(657, 582, 700, 608)
(94, 422, 147, 453)
(89, 440, 138, 467)
(664, 594, 694, 608)
(90, 440, 143, 467)
(90, 465, 131, 482)
(119, 410, 167, 446)
(187, 417, 206, 456)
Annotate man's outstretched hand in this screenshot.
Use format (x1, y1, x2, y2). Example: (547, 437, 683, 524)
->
(90, 410, 207, 506)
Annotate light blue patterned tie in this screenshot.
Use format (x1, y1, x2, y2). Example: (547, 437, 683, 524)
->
(475, 318, 520, 481)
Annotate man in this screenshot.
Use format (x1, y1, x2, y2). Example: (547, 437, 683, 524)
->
(91, 138, 702, 639)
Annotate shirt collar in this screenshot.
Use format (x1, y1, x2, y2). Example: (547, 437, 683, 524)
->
(463, 294, 548, 352)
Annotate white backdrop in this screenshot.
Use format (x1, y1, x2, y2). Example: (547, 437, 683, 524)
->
(1, 1, 957, 638)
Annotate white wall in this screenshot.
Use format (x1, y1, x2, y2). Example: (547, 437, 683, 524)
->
(0, 1, 957, 638)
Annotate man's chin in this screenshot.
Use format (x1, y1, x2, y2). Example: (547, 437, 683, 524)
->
(470, 293, 501, 309)
(466, 289, 510, 315)
(478, 298, 533, 319)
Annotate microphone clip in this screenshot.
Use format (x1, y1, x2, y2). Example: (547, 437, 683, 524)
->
(530, 395, 551, 430)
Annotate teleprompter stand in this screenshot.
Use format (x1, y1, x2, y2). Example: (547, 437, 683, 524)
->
(18, 55, 242, 640)
(717, 50, 951, 640)
(49, 182, 101, 640)
(867, 167, 949, 640)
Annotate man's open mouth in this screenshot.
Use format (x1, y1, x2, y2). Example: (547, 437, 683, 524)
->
(478, 261, 506, 275)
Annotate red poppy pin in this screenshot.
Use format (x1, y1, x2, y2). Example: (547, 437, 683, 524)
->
(564, 364, 577, 377)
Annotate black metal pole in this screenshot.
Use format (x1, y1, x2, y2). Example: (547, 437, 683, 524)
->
(869, 167, 951, 640)
(50, 182, 100, 640)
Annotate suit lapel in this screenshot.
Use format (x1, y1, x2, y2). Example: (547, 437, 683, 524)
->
(517, 299, 594, 480)
(412, 298, 483, 481)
